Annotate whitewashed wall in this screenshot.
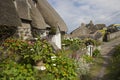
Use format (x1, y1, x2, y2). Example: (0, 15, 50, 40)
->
(51, 32, 61, 49)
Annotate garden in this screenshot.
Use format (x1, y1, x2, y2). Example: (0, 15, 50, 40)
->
(0, 37, 101, 80)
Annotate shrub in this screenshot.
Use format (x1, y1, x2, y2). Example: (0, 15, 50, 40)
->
(0, 25, 17, 42)
(49, 26, 56, 35)
(0, 60, 37, 80)
(106, 45, 120, 80)
(70, 43, 80, 51)
(77, 58, 90, 75)
(82, 55, 94, 63)
(0, 38, 78, 80)
(62, 38, 86, 50)
(92, 49, 101, 57)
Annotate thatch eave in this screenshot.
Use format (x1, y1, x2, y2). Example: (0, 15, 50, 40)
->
(37, 0, 68, 32)
(28, 0, 47, 30)
(15, 0, 32, 21)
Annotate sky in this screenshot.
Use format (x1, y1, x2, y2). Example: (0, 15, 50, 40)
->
(47, 0, 120, 33)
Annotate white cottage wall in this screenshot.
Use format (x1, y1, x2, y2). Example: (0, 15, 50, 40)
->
(51, 32, 61, 49)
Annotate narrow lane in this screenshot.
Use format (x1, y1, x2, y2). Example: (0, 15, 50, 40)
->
(93, 37, 120, 80)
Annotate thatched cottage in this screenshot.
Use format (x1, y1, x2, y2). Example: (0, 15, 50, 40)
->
(0, 0, 68, 49)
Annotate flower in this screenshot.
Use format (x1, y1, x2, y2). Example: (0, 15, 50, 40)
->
(34, 66, 46, 71)
(51, 56, 56, 60)
(40, 66, 46, 70)
(53, 64, 56, 66)
(34, 38, 38, 40)
(30, 48, 34, 51)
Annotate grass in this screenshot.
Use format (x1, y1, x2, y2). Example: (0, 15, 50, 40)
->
(89, 57, 106, 79)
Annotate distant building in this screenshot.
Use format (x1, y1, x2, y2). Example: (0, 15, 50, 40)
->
(70, 23, 90, 38)
(86, 20, 97, 32)
(95, 24, 106, 30)
(69, 21, 106, 41)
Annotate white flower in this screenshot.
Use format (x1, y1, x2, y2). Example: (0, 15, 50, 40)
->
(34, 38, 38, 40)
(34, 66, 46, 71)
(51, 56, 56, 60)
(40, 66, 46, 70)
(53, 64, 56, 66)
(30, 48, 34, 51)
(71, 39, 73, 41)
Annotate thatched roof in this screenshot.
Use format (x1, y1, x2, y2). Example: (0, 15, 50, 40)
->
(37, 0, 68, 32)
(28, 0, 46, 29)
(16, 0, 31, 20)
(0, 0, 21, 27)
(95, 24, 106, 30)
(70, 23, 90, 37)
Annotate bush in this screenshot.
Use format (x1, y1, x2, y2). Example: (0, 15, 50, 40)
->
(82, 55, 94, 63)
(92, 49, 101, 57)
(77, 58, 90, 75)
(0, 60, 37, 80)
(0, 38, 78, 80)
(0, 25, 17, 42)
(62, 38, 86, 50)
(49, 26, 56, 35)
(70, 43, 80, 51)
(106, 45, 120, 80)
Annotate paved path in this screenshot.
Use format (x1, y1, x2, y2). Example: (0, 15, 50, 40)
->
(93, 37, 120, 80)
(101, 37, 120, 55)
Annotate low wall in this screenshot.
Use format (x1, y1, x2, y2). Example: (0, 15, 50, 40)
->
(107, 31, 120, 41)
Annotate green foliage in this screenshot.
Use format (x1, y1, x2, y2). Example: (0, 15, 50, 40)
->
(82, 55, 94, 63)
(99, 29, 106, 36)
(92, 49, 101, 57)
(70, 43, 80, 51)
(62, 38, 86, 50)
(49, 26, 57, 35)
(77, 58, 90, 76)
(84, 38, 101, 46)
(62, 38, 101, 50)
(37, 50, 78, 80)
(0, 38, 78, 80)
(106, 45, 120, 80)
(0, 25, 17, 41)
(0, 60, 36, 80)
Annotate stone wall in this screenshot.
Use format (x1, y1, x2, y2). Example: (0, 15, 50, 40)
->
(17, 23, 32, 40)
(107, 31, 120, 41)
